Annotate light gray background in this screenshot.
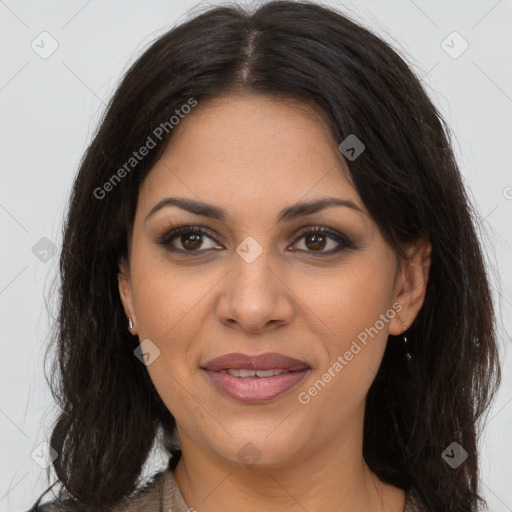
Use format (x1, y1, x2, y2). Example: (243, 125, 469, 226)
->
(1, 0, 511, 510)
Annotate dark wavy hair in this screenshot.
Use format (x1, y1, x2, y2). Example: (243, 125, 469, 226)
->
(33, 1, 500, 510)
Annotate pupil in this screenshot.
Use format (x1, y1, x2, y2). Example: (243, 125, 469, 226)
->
(306, 234, 326, 251)
(182, 233, 202, 250)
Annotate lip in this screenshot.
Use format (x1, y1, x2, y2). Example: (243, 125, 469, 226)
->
(201, 352, 310, 404)
(202, 352, 310, 372)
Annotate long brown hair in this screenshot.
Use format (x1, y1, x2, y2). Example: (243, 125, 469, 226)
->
(34, 1, 500, 510)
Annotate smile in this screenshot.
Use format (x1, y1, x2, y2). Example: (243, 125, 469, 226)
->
(201, 352, 310, 403)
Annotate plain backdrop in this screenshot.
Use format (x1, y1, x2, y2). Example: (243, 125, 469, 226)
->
(1, 0, 511, 510)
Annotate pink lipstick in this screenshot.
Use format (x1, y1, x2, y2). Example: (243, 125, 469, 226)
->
(202, 352, 310, 404)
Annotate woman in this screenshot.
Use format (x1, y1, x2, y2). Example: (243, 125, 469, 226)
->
(30, 1, 500, 510)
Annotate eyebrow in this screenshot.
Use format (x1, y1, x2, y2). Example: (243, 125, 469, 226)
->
(145, 196, 366, 225)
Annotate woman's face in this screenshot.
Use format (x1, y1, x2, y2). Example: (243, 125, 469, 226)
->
(119, 92, 430, 468)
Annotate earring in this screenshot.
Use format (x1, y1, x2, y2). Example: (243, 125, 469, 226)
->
(400, 320, 412, 362)
(128, 317, 133, 330)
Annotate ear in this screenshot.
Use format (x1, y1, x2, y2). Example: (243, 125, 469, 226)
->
(389, 236, 432, 336)
(118, 257, 138, 335)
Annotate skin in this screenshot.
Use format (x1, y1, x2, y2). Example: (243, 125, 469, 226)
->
(118, 92, 431, 512)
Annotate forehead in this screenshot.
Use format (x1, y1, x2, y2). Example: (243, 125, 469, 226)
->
(138, 93, 363, 217)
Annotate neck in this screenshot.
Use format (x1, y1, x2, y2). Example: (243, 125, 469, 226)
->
(173, 413, 405, 512)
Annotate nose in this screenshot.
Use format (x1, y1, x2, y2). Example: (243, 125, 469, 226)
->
(216, 248, 295, 334)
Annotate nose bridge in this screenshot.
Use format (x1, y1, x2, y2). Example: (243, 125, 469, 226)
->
(216, 234, 294, 330)
(231, 236, 276, 301)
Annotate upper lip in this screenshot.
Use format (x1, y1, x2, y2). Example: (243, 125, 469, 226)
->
(202, 352, 310, 372)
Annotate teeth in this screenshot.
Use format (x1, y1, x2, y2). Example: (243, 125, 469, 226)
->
(255, 369, 289, 378)
(221, 369, 290, 378)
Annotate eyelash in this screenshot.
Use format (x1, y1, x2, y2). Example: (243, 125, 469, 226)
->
(156, 222, 357, 257)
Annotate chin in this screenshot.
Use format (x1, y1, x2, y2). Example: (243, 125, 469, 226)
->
(207, 429, 307, 469)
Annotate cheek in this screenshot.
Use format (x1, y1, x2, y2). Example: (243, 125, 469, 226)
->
(295, 261, 395, 406)
(130, 249, 219, 345)
(128, 255, 225, 408)
(132, 274, 206, 423)
(296, 261, 394, 346)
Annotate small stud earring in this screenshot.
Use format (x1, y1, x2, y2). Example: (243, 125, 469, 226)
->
(128, 317, 133, 330)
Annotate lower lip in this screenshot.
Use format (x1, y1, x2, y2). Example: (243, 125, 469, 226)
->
(204, 369, 310, 404)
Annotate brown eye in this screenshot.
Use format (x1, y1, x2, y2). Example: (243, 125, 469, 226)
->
(290, 227, 357, 255)
(304, 233, 328, 251)
(157, 225, 222, 254)
(181, 233, 203, 250)
(157, 224, 357, 257)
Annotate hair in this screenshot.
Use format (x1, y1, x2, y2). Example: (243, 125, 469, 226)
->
(33, 1, 500, 510)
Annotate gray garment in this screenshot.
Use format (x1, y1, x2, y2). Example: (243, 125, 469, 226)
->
(30, 470, 428, 511)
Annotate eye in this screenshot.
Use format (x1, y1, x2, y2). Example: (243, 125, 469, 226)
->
(156, 223, 357, 256)
(156, 224, 223, 255)
(290, 226, 356, 255)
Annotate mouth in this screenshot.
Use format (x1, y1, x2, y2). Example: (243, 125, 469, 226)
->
(201, 352, 310, 404)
